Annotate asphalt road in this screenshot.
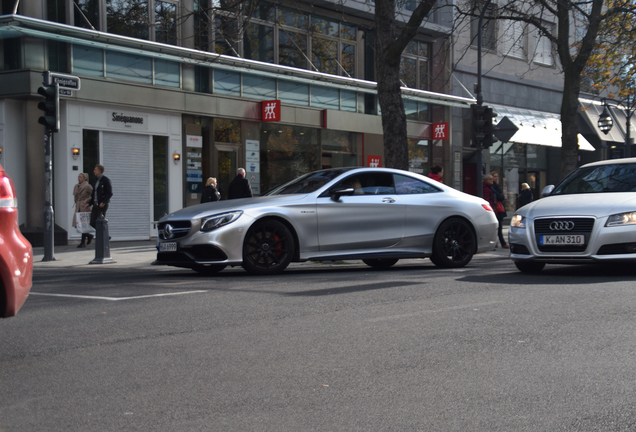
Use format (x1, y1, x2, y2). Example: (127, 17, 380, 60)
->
(3, 249, 636, 431)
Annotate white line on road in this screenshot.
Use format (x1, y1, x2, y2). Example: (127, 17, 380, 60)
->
(29, 290, 207, 301)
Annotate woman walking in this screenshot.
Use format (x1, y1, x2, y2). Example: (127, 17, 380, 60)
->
(73, 172, 93, 248)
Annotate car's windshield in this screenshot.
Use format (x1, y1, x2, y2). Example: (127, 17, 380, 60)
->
(553, 163, 636, 195)
(264, 168, 354, 196)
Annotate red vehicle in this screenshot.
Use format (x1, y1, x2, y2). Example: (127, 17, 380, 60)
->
(0, 163, 33, 318)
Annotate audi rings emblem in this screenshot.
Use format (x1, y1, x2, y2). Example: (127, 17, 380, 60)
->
(550, 221, 575, 231)
(163, 224, 174, 239)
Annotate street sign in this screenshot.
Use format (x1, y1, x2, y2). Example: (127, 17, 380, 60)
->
(493, 116, 519, 143)
(59, 88, 73, 96)
(43, 71, 81, 91)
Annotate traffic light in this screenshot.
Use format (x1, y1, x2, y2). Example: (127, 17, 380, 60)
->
(37, 85, 59, 132)
(470, 104, 496, 148)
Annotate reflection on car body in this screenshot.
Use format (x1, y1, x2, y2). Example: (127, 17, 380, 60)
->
(154, 167, 498, 275)
(510, 158, 636, 273)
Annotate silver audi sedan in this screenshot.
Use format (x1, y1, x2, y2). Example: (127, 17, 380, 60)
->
(510, 158, 636, 273)
(154, 167, 498, 275)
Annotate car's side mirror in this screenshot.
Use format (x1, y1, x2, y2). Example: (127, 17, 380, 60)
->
(330, 187, 355, 201)
(541, 185, 555, 197)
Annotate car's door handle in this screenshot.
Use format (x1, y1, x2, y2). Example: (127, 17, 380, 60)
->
(382, 197, 395, 203)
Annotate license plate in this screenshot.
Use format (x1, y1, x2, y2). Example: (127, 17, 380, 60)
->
(539, 235, 585, 246)
(159, 242, 177, 252)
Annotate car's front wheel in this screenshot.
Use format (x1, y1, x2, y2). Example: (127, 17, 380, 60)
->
(430, 218, 475, 268)
(514, 261, 546, 274)
(193, 264, 227, 275)
(362, 259, 399, 269)
(242, 220, 295, 275)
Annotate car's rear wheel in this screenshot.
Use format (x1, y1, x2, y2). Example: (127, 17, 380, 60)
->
(362, 259, 399, 269)
(514, 261, 546, 274)
(430, 218, 475, 268)
(242, 220, 295, 275)
(193, 264, 227, 275)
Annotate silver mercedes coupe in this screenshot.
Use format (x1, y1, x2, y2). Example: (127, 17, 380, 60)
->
(510, 158, 636, 273)
(154, 167, 498, 275)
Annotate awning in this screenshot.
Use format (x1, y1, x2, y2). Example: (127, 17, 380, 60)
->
(490, 104, 596, 151)
(579, 98, 627, 143)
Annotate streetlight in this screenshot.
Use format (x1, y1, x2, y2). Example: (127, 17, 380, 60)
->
(597, 98, 635, 158)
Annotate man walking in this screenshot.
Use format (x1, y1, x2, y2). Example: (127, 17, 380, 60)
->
(88, 164, 113, 239)
(227, 168, 253, 199)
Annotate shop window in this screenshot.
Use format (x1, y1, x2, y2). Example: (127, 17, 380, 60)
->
(341, 91, 357, 112)
(312, 37, 338, 74)
(214, 119, 241, 143)
(278, 81, 309, 106)
(279, 30, 308, 69)
(74, 0, 99, 30)
(107, 0, 150, 41)
(47, 0, 67, 24)
(243, 74, 276, 100)
(311, 86, 339, 110)
(260, 124, 320, 192)
(82, 130, 100, 185)
(321, 129, 354, 153)
(311, 16, 339, 37)
(407, 139, 429, 175)
(2, 38, 21, 71)
(73, 45, 104, 77)
(277, 8, 308, 29)
(341, 43, 355, 77)
(213, 70, 240, 95)
(154, 59, 180, 87)
(195, 66, 211, 93)
(48, 41, 69, 73)
(155, 1, 178, 45)
(244, 23, 274, 63)
(152, 135, 168, 221)
(106, 51, 152, 83)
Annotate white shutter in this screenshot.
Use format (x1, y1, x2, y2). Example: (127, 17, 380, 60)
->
(102, 132, 151, 240)
(502, 20, 526, 59)
(534, 24, 554, 66)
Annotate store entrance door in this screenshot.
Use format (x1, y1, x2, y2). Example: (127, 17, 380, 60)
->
(215, 144, 239, 200)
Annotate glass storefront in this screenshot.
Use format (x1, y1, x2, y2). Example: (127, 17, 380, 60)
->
(489, 142, 551, 211)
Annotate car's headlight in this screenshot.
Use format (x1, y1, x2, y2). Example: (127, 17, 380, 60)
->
(606, 211, 636, 227)
(511, 214, 526, 228)
(200, 211, 243, 232)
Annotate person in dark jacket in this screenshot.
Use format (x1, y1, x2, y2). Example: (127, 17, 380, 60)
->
(490, 171, 508, 249)
(201, 177, 220, 203)
(519, 182, 533, 207)
(88, 164, 113, 239)
(483, 174, 496, 209)
(227, 168, 253, 199)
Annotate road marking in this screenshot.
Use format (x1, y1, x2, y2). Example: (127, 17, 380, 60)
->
(29, 290, 207, 301)
(367, 300, 502, 322)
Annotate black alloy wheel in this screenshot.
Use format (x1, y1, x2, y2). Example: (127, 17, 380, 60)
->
(430, 218, 475, 268)
(362, 259, 399, 269)
(242, 220, 295, 275)
(514, 261, 546, 274)
(193, 264, 227, 275)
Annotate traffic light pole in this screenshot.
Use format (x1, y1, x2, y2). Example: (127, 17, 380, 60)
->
(43, 127, 55, 261)
(475, 0, 492, 198)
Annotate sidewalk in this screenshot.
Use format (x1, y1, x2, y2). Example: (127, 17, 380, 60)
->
(33, 224, 510, 270)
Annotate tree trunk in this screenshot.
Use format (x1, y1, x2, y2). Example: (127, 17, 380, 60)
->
(559, 68, 582, 180)
(375, 0, 409, 170)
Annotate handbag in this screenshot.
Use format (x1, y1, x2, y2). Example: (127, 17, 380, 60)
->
(496, 201, 505, 213)
(75, 212, 95, 234)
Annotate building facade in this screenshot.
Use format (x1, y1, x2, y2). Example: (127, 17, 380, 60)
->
(0, 0, 480, 244)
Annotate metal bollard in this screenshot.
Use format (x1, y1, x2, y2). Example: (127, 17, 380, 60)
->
(90, 214, 116, 264)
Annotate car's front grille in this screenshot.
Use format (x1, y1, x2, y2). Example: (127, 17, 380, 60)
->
(158, 220, 192, 240)
(534, 217, 595, 253)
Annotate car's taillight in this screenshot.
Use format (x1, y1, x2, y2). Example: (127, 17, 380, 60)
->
(482, 204, 493, 212)
(0, 171, 18, 209)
